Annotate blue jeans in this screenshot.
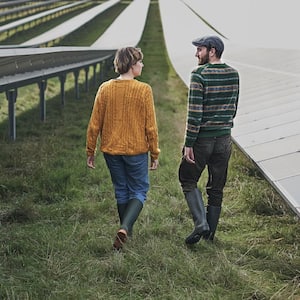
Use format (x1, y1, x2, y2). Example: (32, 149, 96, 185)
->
(178, 135, 232, 207)
(104, 153, 149, 205)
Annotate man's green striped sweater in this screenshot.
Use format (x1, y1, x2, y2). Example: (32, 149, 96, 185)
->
(184, 63, 239, 147)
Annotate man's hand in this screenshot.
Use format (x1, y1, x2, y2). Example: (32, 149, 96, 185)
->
(87, 155, 95, 169)
(183, 147, 195, 164)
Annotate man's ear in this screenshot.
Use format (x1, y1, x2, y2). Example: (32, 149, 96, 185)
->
(209, 47, 216, 57)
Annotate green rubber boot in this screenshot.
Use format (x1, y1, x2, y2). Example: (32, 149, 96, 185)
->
(204, 206, 221, 242)
(185, 188, 210, 245)
(121, 198, 143, 236)
(117, 203, 127, 225)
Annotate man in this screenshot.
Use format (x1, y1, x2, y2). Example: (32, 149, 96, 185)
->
(179, 35, 239, 245)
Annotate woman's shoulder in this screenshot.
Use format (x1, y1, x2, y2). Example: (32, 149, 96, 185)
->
(97, 79, 116, 92)
(99, 79, 152, 93)
(133, 79, 152, 90)
(101, 79, 115, 86)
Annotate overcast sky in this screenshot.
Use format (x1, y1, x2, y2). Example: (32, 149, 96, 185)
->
(184, 0, 299, 49)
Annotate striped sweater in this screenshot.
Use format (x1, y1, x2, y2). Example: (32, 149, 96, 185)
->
(184, 63, 239, 147)
(86, 79, 160, 161)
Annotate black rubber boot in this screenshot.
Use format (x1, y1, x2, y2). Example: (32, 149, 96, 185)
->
(121, 198, 143, 235)
(205, 206, 221, 242)
(185, 188, 210, 245)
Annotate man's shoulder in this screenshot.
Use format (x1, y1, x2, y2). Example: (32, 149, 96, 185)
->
(191, 64, 208, 74)
(225, 63, 239, 70)
(194, 63, 239, 76)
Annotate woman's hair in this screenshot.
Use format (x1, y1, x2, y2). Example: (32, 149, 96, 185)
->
(113, 47, 143, 74)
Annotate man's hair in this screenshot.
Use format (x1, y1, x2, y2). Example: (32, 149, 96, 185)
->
(114, 47, 143, 74)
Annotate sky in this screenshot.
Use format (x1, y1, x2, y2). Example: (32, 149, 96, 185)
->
(184, 0, 299, 50)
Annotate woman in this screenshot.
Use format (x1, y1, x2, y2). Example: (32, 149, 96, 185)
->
(86, 47, 160, 250)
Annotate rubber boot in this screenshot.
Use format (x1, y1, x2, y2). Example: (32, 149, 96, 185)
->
(113, 199, 143, 250)
(185, 188, 210, 245)
(121, 198, 143, 234)
(204, 206, 221, 242)
(117, 203, 127, 224)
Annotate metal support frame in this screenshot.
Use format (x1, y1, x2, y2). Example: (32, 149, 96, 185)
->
(59, 74, 66, 105)
(5, 89, 18, 141)
(84, 66, 89, 92)
(38, 80, 47, 121)
(99, 61, 104, 83)
(73, 70, 79, 99)
(92, 64, 97, 87)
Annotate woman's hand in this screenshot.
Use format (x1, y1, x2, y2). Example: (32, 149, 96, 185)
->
(87, 155, 95, 169)
(150, 159, 159, 170)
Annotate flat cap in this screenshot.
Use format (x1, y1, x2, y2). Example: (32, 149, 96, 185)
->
(192, 35, 224, 56)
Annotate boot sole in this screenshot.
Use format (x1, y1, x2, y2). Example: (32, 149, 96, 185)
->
(185, 229, 210, 245)
(113, 230, 127, 250)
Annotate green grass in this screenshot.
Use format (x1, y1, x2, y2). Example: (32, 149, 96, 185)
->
(0, 1, 299, 299)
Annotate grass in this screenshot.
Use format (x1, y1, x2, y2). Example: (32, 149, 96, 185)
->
(0, 1, 299, 299)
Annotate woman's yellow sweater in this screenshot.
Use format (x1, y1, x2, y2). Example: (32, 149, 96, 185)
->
(86, 79, 160, 161)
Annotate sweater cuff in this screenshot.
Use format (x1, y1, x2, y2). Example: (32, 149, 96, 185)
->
(184, 136, 196, 147)
(86, 147, 95, 157)
(150, 149, 160, 161)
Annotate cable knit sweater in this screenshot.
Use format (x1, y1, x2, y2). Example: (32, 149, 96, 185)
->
(86, 79, 160, 161)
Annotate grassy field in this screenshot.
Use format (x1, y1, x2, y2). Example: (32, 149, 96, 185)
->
(0, 1, 299, 299)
